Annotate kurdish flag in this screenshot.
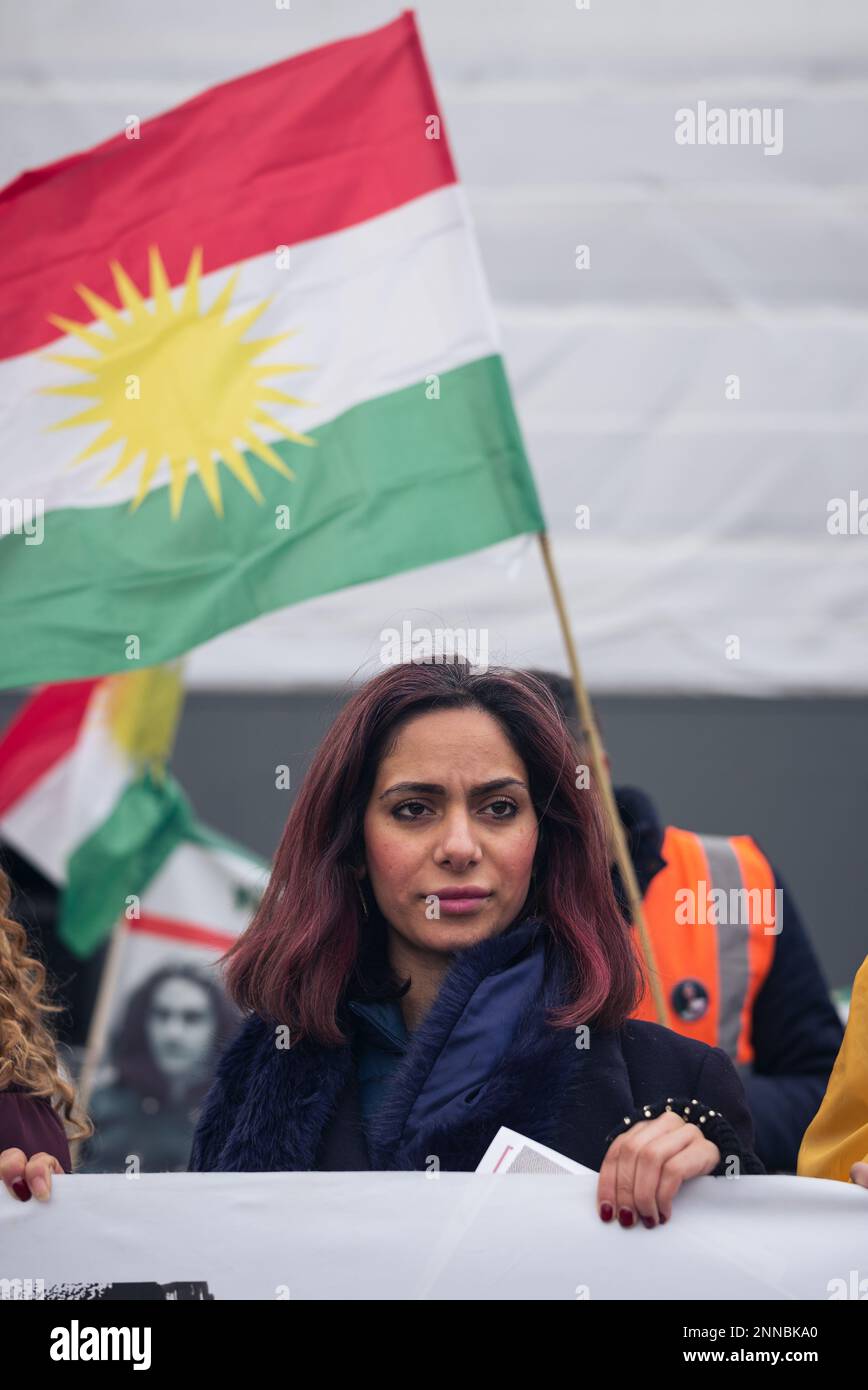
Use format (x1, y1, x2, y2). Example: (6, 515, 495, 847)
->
(0, 12, 544, 689)
(0, 667, 203, 956)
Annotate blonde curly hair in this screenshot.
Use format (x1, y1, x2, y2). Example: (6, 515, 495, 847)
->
(0, 866, 92, 1143)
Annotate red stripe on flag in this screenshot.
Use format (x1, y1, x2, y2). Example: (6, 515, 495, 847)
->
(0, 680, 100, 817)
(129, 912, 238, 953)
(0, 12, 457, 358)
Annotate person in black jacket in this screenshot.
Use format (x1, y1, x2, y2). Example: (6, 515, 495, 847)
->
(529, 669, 844, 1174)
(190, 660, 765, 1228)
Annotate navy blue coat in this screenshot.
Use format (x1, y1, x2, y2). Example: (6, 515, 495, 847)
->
(614, 786, 845, 1173)
(189, 915, 764, 1176)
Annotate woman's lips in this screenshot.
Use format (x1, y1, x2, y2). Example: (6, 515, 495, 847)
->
(428, 890, 492, 916)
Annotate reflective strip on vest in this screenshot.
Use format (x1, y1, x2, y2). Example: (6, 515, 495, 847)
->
(631, 826, 777, 1064)
(700, 835, 749, 1061)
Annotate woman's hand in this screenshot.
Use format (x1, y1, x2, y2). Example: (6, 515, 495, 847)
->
(850, 1161, 868, 1188)
(597, 1112, 720, 1228)
(0, 1147, 64, 1202)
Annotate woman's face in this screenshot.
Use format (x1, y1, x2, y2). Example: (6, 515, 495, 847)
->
(361, 706, 539, 955)
(145, 977, 216, 1077)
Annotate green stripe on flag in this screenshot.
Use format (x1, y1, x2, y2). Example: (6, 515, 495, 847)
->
(0, 355, 544, 687)
(60, 769, 196, 958)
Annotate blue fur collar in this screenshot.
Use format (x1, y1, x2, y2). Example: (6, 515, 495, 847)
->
(189, 915, 631, 1173)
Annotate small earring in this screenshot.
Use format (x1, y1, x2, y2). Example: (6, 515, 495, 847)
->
(356, 876, 369, 919)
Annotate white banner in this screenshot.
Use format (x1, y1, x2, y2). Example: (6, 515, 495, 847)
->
(2, 1170, 865, 1301)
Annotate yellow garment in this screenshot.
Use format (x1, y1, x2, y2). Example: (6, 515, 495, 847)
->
(798, 955, 868, 1182)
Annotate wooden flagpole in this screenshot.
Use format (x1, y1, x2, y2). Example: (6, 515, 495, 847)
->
(537, 531, 667, 1024)
(71, 915, 128, 1165)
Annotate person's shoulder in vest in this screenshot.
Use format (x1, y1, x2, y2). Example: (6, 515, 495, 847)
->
(616, 784, 844, 1173)
(743, 860, 844, 1170)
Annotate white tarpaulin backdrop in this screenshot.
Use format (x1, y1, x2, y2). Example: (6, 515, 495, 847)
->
(1, 1171, 866, 1300)
(2, 0, 867, 693)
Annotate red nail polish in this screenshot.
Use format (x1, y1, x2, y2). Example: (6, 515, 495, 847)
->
(11, 1179, 31, 1202)
(659, 1214, 667, 1225)
(641, 1216, 656, 1229)
(599, 1202, 613, 1222)
(618, 1207, 634, 1227)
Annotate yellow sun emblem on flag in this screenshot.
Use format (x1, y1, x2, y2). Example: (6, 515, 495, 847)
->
(42, 246, 315, 519)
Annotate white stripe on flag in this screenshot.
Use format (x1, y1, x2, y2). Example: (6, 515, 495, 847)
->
(1, 186, 501, 516)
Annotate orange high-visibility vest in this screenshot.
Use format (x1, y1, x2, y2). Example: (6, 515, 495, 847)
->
(631, 826, 778, 1065)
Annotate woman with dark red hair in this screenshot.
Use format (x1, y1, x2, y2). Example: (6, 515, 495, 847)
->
(190, 661, 764, 1227)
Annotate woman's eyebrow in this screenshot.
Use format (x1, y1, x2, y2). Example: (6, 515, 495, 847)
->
(379, 777, 528, 799)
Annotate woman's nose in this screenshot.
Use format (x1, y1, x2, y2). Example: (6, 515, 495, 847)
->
(435, 813, 481, 865)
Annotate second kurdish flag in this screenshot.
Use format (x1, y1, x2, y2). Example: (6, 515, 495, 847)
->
(0, 11, 544, 688)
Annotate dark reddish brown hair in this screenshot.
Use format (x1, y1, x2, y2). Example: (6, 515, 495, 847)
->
(223, 661, 641, 1045)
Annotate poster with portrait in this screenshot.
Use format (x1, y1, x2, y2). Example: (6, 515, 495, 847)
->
(77, 832, 267, 1175)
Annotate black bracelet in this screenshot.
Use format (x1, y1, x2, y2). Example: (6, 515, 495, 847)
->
(607, 1095, 722, 1138)
(604, 1095, 762, 1176)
